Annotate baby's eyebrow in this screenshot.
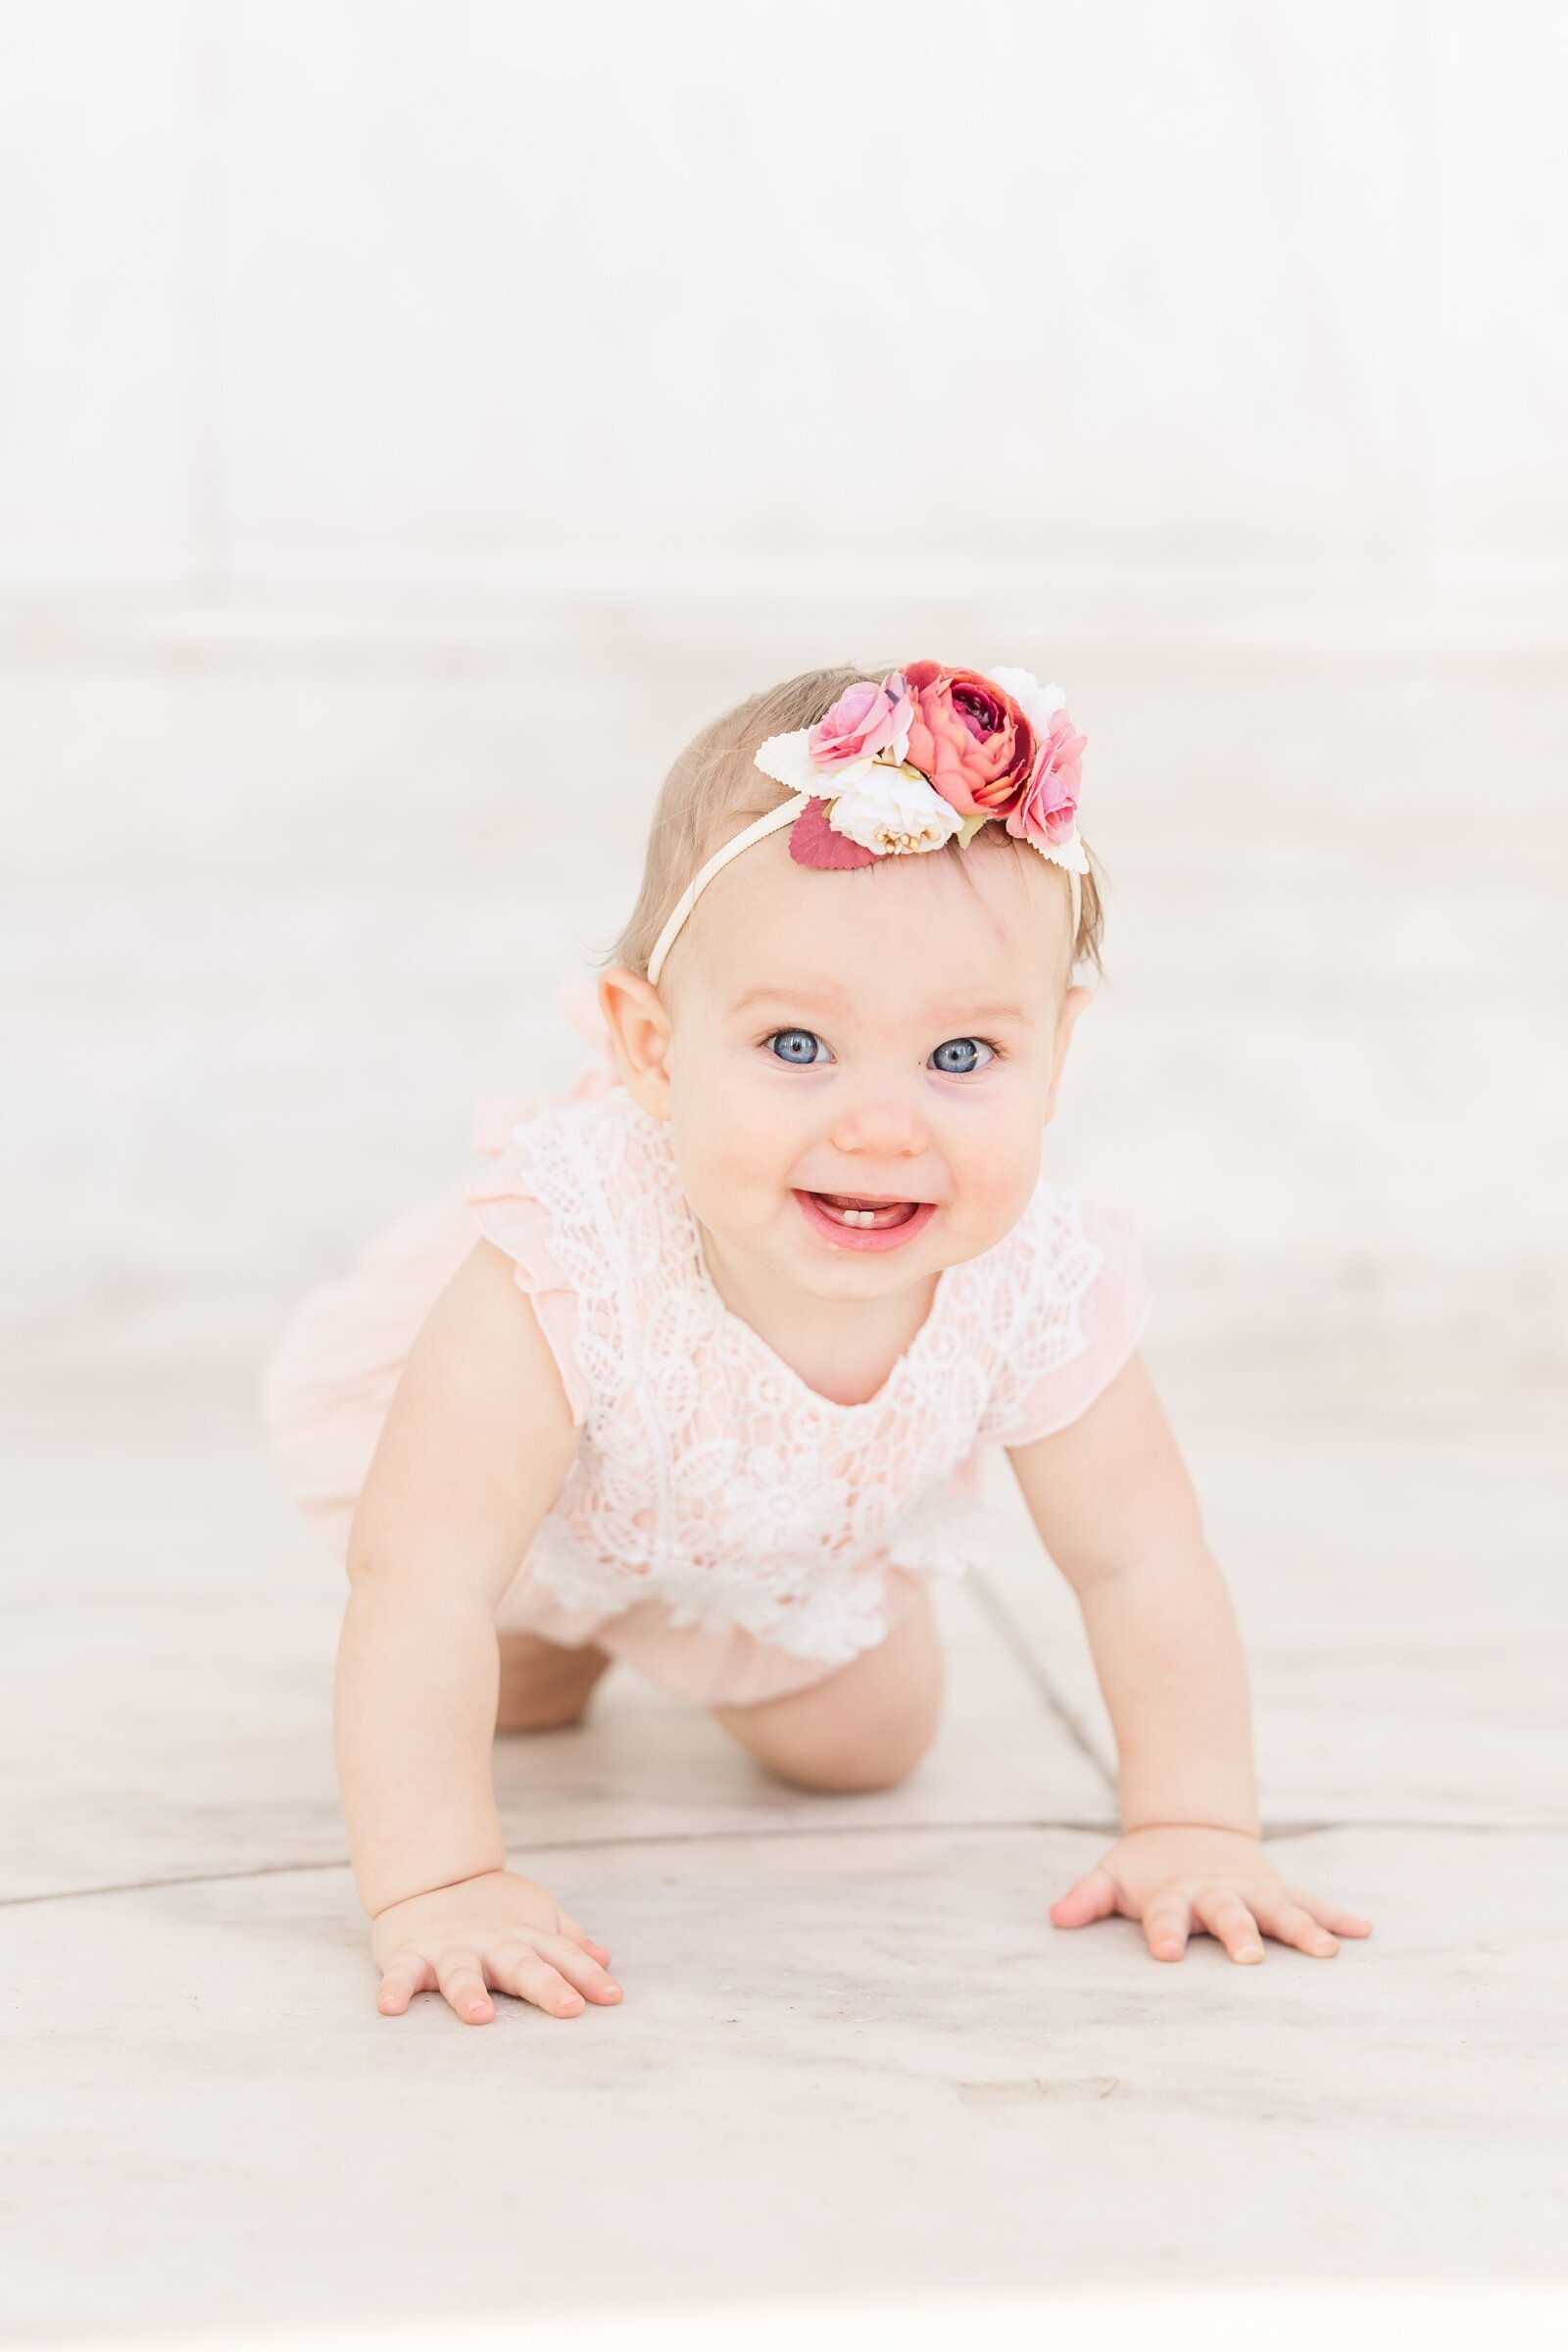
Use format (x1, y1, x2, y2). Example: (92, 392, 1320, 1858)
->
(729, 982, 1033, 1027)
(730, 982, 846, 1014)
(954, 1001, 1034, 1028)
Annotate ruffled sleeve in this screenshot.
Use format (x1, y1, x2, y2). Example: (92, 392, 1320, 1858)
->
(465, 1103, 591, 1428)
(976, 1192, 1151, 1451)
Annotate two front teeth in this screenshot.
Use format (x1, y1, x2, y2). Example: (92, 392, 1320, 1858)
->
(816, 1196, 912, 1226)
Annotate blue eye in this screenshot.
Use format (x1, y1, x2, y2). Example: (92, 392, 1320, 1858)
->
(767, 1028, 830, 1066)
(929, 1037, 995, 1075)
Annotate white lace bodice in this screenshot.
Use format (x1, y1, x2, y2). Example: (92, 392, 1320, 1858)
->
(476, 1086, 1116, 1665)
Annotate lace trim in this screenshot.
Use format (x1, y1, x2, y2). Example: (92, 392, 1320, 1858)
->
(973, 1186, 1102, 1446)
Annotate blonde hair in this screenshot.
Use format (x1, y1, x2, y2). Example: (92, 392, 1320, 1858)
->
(607, 662, 1104, 979)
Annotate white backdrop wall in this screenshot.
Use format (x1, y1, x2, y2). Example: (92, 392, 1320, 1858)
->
(2, 1, 1564, 1378)
(5, 1, 1568, 603)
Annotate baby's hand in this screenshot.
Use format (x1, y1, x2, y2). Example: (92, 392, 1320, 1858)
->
(369, 1868, 622, 2025)
(1049, 1825, 1372, 1965)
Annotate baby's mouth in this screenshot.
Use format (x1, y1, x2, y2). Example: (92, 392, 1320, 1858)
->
(802, 1190, 923, 1231)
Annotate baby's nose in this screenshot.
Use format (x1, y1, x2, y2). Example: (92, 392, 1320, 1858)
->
(829, 1090, 930, 1160)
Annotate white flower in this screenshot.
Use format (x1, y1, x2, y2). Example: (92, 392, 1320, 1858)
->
(986, 664, 1066, 745)
(827, 764, 963, 857)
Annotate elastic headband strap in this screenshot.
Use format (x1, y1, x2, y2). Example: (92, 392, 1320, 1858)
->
(646, 795, 809, 985)
(643, 790, 1082, 988)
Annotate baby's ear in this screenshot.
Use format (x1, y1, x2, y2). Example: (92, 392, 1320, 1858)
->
(1043, 982, 1094, 1125)
(598, 967, 673, 1120)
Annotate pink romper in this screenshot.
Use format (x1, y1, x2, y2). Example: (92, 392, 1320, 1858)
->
(261, 1032, 1150, 1711)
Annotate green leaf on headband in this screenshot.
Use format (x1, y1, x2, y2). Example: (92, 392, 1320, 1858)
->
(956, 813, 988, 847)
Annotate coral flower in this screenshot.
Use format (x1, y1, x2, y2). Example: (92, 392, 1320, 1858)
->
(900, 661, 1036, 819)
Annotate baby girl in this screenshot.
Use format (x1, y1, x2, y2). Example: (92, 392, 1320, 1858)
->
(264, 659, 1371, 2027)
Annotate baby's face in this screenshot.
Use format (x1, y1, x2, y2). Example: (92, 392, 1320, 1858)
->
(610, 828, 1088, 1304)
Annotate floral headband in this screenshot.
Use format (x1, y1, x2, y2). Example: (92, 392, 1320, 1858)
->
(645, 662, 1088, 986)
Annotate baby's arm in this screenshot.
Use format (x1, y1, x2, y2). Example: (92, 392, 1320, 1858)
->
(1008, 1351, 1371, 1966)
(336, 1238, 621, 2026)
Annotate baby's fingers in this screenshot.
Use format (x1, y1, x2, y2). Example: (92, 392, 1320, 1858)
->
(530, 1933, 622, 2006)
(484, 1939, 589, 2020)
(1250, 1890, 1339, 1958)
(556, 1910, 612, 1966)
(1048, 1868, 1121, 1930)
(434, 1949, 496, 2025)
(1141, 1892, 1191, 1963)
(376, 1951, 436, 2017)
(1284, 1885, 1373, 1937)
(1193, 1887, 1264, 1964)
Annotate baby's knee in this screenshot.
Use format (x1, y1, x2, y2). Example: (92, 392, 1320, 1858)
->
(774, 1693, 941, 1793)
(715, 1604, 945, 1792)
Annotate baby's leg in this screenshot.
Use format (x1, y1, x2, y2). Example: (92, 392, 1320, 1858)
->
(496, 1631, 612, 1733)
(712, 1579, 944, 1792)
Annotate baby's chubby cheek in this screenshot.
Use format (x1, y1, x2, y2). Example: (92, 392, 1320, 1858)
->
(664, 1084, 787, 1240)
(697, 1129, 783, 1234)
(946, 1122, 1043, 1251)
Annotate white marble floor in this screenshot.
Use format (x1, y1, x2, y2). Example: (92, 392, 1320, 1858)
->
(3, 1358, 1565, 2349)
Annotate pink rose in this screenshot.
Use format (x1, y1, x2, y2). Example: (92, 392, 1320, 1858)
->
(807, 674, 912, 769)
(901, 661, 1035, 817)
(1005, 708, 1087, 849)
